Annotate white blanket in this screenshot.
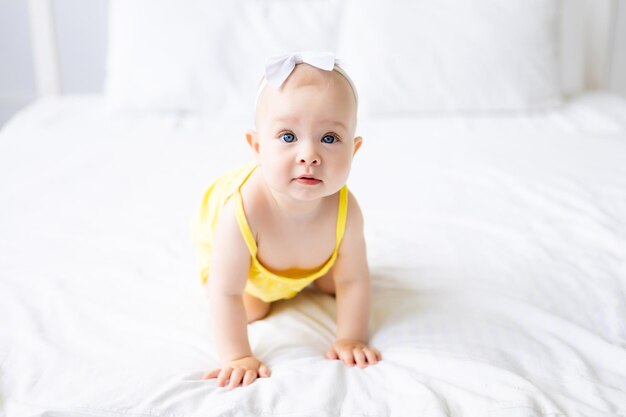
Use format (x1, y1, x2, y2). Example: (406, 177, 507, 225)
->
(1, 93, 625, 416)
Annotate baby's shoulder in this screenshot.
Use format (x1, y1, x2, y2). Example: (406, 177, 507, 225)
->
(210, 195, 251, 266)
(212, 196, 241, 240)
(217, 181, 265, 229)
(343, 189, 365, 236)
(236, 172, 270, 235)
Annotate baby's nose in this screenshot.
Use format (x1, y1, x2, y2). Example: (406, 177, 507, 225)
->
(298, 156, 320, 166)
(297, 145, 321, 166)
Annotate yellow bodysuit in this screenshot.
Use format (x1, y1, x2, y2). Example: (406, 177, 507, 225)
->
(191, 163, 348, 302)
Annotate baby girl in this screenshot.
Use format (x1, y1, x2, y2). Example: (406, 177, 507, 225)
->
(192, 51, 381, 390)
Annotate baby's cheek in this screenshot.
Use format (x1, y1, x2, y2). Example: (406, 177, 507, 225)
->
(264, 156, 292, 185)
(340, 156, 355, 176)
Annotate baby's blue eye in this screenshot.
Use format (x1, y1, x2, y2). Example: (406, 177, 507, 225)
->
(321, 135, 337, 144)
(281, 133, 296, 143)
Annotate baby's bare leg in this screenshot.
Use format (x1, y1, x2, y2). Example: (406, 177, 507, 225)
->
(313, 270, 336, 296)
(242, 291, 271, 323)
(203, 278, 271, 323)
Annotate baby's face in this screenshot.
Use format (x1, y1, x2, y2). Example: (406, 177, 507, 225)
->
(248, 64, 361, 202)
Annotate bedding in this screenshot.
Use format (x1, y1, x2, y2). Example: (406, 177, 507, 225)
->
(1, 92, 626, 416)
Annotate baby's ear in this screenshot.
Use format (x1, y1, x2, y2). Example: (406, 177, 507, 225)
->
(353, 136, 363, 157)
(246, 130, 260, 156)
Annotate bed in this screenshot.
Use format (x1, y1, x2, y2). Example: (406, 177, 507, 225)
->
(1, 1, 626, 416)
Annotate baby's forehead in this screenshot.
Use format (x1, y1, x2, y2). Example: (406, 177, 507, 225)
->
(255, 64, 357, 122)
(285, 64, 335, 88)
(283, 64, 354, 99)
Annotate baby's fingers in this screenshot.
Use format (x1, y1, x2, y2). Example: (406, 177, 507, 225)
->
(243, 369, 257, 386)
(216, 368, 233, 387)
(259, 363, 271, 378)
(363, 348, 382, 365)
(339, 349, 355, 366)
(202, 368, 221, 380)
(353, 348, 367, 368)
(363, 348, 379, 365)
(228, 368, 246, 390)
(325, 349, 339, 360)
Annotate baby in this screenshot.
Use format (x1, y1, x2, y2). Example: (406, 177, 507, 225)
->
(192, 52, 381, 390)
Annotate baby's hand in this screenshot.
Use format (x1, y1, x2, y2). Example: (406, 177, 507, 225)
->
(325, 339, 382, 368)
(202, 356, 271, 390)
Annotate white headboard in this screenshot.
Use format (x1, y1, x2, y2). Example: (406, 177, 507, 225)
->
(27, 0, 620, 97)
(28, 0, 61, 96)
(580, 0, 619, 88)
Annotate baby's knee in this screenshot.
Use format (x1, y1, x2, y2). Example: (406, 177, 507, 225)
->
(245, 302, 271, 323)
(246, 308, 270, 323)
(313, 271, 336, 296)
(243, 293, 271, 323)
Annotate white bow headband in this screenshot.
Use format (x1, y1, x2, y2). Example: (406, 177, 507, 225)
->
(254, 51, 359, 109)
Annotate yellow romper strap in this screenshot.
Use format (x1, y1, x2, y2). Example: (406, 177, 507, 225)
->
(335, 185, 349, 249)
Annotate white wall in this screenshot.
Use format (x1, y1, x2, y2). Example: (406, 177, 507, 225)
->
(54, 0, 108, 94)
(0, 0, 107, 127)
(609, 0, 626, 96)
(0, 0, 36, 126)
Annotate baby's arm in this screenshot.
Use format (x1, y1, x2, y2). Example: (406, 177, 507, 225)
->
(325, 192, 382, 367)
(201, 199, 270, 389)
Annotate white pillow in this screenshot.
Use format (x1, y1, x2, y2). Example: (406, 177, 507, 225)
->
(336, 0, 563, 115)
(104, 0, 582, 116)
(104, 0, 215, 113)
(198, 0, 343, 122)
(104, 0, 343, 119)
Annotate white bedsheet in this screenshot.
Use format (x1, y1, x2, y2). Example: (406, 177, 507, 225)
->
(1, 93, 625, 416)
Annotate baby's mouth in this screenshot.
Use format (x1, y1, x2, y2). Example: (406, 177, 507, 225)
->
(294, 175, 322, 185)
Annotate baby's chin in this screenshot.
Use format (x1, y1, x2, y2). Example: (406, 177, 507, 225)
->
(271, 180, 343, 202)
(289, 186, 332, 201)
